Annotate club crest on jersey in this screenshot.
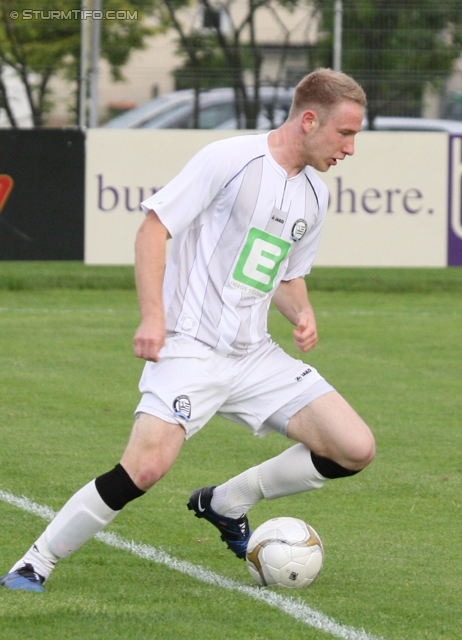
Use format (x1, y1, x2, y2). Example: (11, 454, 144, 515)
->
(291, 219, 307, 242)
(173, 395, 191, 421)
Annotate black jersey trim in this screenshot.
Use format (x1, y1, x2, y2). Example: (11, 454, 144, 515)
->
(304, 173, 320, 211)
(224, 155, 266, 189)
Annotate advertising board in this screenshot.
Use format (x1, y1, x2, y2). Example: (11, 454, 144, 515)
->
(85, 129, 461, 267)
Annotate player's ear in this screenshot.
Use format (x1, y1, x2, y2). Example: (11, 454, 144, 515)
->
(301, 110, 317, 132)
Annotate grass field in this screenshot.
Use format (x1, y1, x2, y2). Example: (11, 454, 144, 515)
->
(0, 263, 461, 640)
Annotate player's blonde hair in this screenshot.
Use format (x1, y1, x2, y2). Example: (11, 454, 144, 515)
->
(288, 68, 366, 123)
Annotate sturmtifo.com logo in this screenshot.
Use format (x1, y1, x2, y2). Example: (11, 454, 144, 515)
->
(9, 10, 138, 20)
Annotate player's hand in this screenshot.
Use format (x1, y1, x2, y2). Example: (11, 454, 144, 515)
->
(133, 316, 166, 362)
(293, 308, 318, 352)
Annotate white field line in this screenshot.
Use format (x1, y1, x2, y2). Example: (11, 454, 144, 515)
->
(0, 489, 383, 640)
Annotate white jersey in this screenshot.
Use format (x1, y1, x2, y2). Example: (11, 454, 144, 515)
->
(141, 132, 329, 357)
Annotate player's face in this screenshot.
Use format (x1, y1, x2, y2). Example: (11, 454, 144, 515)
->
(303, 101, 364, 172)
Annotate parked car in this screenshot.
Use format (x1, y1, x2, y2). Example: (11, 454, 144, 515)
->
(104, 87, 462, 134)
(103, 86, 295, 130)
(370, 116, 462, 134)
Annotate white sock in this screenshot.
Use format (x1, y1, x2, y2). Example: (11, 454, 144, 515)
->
(211, 466, 263, 518)
(9, 533, 59, 582)
(211, 444, 327, 518)
(257, 443, 327, 499)
(10, 480, 119, 581)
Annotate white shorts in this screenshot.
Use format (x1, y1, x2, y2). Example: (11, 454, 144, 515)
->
(135, 333, 334, 439)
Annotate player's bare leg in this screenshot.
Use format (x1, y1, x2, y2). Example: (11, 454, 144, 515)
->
(286, 390, 375, 470)
(1, 414, 184, 590)
(120, 412, 185, 490)
(237, 391, 375, 503)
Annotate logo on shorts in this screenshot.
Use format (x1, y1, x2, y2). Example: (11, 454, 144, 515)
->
(173, 395, 191, 421)
(291, 219, 308, 242)
(295, 367, 312, 382)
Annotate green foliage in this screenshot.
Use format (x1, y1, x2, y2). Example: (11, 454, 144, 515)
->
(156, 0, 312, 129)
(314, 0, 462, 125)
(98, 0, 157, 81)
(172, 34, 250, 91)
(0, 270, 461, 639)
(0, 0, 156, 125)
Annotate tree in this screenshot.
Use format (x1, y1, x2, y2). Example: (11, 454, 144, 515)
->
(313, 0, 462, 128)
(155, 0, 318, 129)
(0, 0, 156, 126)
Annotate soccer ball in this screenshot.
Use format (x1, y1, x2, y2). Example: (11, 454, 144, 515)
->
(246, 516, 324, 588)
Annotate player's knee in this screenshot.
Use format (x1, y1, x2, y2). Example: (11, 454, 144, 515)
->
(311, 431, 375, 478)
(311, 436, 374, 480)
(128, 456, 175, 491)
(345, 432, 376, 470)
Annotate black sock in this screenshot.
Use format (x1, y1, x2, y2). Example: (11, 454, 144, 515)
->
(95, 463, 145, 511)
(310, 452, 360, 479)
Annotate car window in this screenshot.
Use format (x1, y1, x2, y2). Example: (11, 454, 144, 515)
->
(141, 103, 193, 128)
(199, 103, 236, 129)
(140, 101, 236, 129)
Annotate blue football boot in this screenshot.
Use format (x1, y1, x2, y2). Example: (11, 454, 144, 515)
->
(0, 563, 45, 592)
(187, 485, 252, 559)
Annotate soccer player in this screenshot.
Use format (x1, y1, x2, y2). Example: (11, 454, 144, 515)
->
(1, 68, 375, 591)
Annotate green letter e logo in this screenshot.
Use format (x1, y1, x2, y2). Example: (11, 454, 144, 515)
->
(230, 228, 290, 298)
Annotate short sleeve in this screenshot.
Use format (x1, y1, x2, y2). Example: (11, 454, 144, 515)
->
(141, 140, 237, 237)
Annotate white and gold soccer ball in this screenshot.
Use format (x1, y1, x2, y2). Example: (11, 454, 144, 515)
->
(246, 516, 324, 588)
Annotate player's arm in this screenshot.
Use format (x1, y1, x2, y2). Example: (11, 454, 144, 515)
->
(272, 277, 318, 352)
(133, 210, 171, 362)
